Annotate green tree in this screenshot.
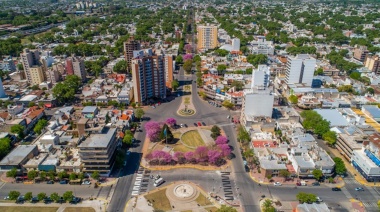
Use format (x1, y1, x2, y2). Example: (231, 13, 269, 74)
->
(215, 49, 229, 56)
(69, 173, 77, 180)
(0, 137, 11, 159)
(211, 125, 221, 140)
(27, 170, 38, 180)
(296, 192, 317, 203)
(333, 157, 347, 175)
(262, 199, 275, 212)
(131, 102, 136, 109)
(52, 75, 81, 104)
(237, 126, 250, 143)
(48, 170, 55, 180)
(217, 64, 227, 75)
(216, 205, 237, 212)
(113, 60, 128, 73)
(231, 80, 244, 91)
(78, 172, 85, 180)
(37, 192, 46, 201)
(159, 124, 174, 143)
(135, 108, 145, 121)
(50, 192, 60, 202)
(57, 171, 68, 180)
(183, 59, 192, 74)
(222, 100, 235, 109)
(171, 79, 179, 91)
(11, 124, 25, 139)
(312, 169, 323, 181)
(91, 171, 100, 180)
(289, 95, 298, 104)
(28, 102, 36, 107)
(175, 55, 183, 64)
(62, 191, 74, 201)
(34, 119, 48, 135)
(323, 131, 337, 146)
(8, 191, 20, 200)
(24, 192, 33, 201)
(367, 87, 375, 95)
(6, 168, 17, 178)
(279, 169, 290, 180)
(40, 171, 46, 181)
(193, 55, 201, 62)
(350, 72, 361, 80)
(123, 130, 134, 146)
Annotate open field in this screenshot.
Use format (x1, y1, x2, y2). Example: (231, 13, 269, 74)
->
(144, 189, 172, 211)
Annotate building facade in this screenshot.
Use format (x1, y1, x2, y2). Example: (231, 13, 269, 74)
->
(197, 25, 218, 51)
(123, 37, 141, 71)
(165, 55, 174, 89)
(29, 66, 45, 85)
(66, 57, 86, 81)
(354, 46, 369, 62)
(131, 49, 166, 104)
(364, 54, 380, 74)
(20, 48, 43, 84)
(285, 54, 316, 86)
(251, 65, 270, 90)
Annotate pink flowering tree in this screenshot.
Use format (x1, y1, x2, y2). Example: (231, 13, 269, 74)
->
(151, 150, 172, 165)
(185, 44, 192, 53)
(194, 146, 209, 163)
(184, 151, 196, 163)
(183, 54, 193, 61)
(145, 121, 161, 142)
(218, 144, 232, 157)
(173, 152, 186, 164)
(215, 136, 228, 145)
(208, 150, 222, 164)
(166, 118, 177, 127)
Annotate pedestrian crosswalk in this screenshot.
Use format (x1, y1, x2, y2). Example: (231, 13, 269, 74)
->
(362, 202, 378, 208)
(343, 178, 359, 184)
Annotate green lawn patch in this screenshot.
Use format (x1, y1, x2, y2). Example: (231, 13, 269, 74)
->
(195, 193, 212, 206)
(144, 189, 172, 211)
(64, 207, 96, 212)
(181, 130, 205, 148)
(205, 207, 218, 212)
(0, 207, 58, 212)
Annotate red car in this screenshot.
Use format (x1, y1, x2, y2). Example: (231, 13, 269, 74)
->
(197, 122, 202, 127)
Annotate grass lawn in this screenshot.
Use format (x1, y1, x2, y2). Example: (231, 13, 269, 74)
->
(21, 38, 31, 44)
(173, 144, 192, 152)
(144, 189, 172, 211)
(205, 206, 219, 212)
(181, 130, 205, 148)
(195, 193, 212, 206)
(64, 207, 95, 212)
(0, 207, 58, 212)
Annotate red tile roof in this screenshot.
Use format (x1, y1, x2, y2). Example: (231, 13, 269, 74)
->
(251, 140, 276, 148)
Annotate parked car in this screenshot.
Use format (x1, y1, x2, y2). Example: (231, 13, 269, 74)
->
(316, 197, 323, 202)
(82, 180, 91, 185)
(180, 124, 184, 128)
(47, 180, 54, 184)
(296, 182, 302, 186)
(355, 187, 364, 191)
(202, 122, 206, 126)
(184, 124, 188, 128)
(59, 180, 68, 184)
(70, 197, 81, 204)
(31, 197, 39, 203)
(4, 196, 9, 200)
(332, 187, 341, 191)
(312, 182, 320, 186)
(273, 182, 282, 186)
(43, 197, 52, 204)
(16, 196, 24, 204)
(197, 122, 202, 127)
(193, 123, 197, 127)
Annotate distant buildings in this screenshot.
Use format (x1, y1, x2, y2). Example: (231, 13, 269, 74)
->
(65, 56, 86, 81)
(131, 49, 166, 104)
(0, 57, 16, 72)
(285, 54, 316, 86)
(364, 54, 380, 74)
(124, 37, 141, 71)
(251, 65, 270, 90)
(354, 45, 369, 62)
(249, 37, 274, 55)
(20, 48, 46, 85)
(197, 25, 218, 51)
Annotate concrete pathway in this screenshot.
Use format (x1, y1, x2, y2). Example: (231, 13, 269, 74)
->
(198, 129, 214, 146)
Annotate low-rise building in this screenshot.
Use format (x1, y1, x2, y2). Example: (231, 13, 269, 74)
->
(0, 145, 38, 170)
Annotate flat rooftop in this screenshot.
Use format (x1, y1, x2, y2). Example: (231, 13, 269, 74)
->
(78, 127, 116, 148)
(0, 145, 36, 165)
(314, 109, 349, 127)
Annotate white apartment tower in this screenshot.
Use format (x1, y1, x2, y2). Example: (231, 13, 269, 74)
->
(251, 65, 270, 90)
(285, 54, 316, 86)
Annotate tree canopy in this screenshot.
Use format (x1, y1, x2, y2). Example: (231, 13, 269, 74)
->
(52, 75, 81, 104)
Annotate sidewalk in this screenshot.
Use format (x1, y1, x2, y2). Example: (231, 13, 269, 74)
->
(249, 169, 345, 188)
(0, 200, 102, 212)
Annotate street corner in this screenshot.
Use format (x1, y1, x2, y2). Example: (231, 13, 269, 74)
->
(98, 177, 118, 187)
(0, 172, 14, 183)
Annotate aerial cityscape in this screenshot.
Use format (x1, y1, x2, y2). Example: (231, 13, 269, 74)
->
(0, 0, 380, 212)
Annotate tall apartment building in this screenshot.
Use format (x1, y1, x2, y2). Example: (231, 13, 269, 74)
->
(364, 54, 380, 74)
(197, 25, 218, 51)
(20, 49, 46, 84)
(165, 55, 174, 89)
(131, 49, 166, 104)
(123, 37, 141, 71)
(65, 57, 86, 81)
(285, 54, 316, 86)
(354, 45, 369, 62)
(251, 65, 270, 90)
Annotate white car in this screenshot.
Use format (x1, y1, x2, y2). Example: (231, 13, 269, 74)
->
(316, 197, 323, 202)
(180, 124, 184, 128)
(4, 196, 9, 200)
(82, 181, 91, 185)
(273, 182, 282, 186)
